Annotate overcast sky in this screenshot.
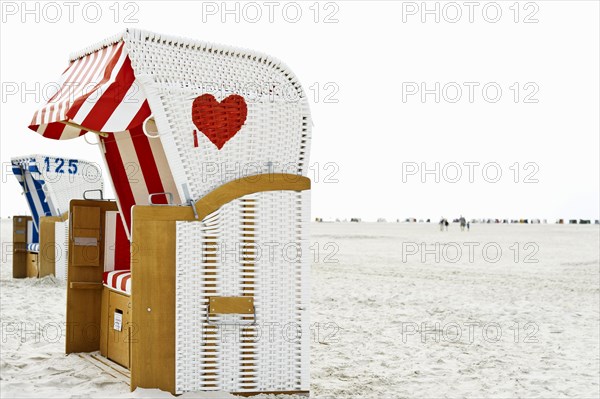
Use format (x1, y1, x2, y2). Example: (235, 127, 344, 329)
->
(1, 1, 598, 221)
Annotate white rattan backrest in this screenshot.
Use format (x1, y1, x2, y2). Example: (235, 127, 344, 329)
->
(123, 29, 312, 202)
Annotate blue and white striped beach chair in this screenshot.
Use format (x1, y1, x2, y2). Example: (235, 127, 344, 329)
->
(11, 155, 103, 278)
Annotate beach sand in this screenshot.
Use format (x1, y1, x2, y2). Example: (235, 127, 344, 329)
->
(1, 219, 599, 398)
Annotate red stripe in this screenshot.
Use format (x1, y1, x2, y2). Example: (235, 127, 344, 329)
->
(40, 122, 67, 140)
(61, 60, 75, 75)
(103, 271, 117, 285)
(120, 275, 131, 292)
(31, 109, 39, 126)
(114, 214, 130, 270)
(109, 270, 129, 288)
(39, 105, 48, 126)
(127, 100, 151, 130)
(130, 125, 168, 204)
(47, 102, 58, 124)
(101, 134, 136, 231)
(63, 45, 115, 116)
(79, 55, 136, 131)
(66, 43, 125, 122)
(53, 101, 63, 124)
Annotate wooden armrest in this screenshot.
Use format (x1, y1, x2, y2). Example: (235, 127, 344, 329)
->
(133, 173, 311, 221)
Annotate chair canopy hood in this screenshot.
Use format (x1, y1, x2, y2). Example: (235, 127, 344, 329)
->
(29, 33, 151, 140)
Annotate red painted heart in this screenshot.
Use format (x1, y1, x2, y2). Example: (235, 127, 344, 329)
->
(191, 94, 248, 150)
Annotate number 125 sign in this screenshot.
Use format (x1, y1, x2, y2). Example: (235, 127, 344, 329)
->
(43, 157, 78, 175)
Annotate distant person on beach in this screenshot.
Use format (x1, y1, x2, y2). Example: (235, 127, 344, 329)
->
(467, 222, 470, 231)
(439, 217, 445, 231)
(460, 216, 466, 231)
(444, 219, 449, 231)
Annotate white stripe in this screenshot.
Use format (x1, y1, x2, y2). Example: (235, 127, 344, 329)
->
(104, 271, 131, 294)
(55, 221, 68, 282)
(98, 136, 131, 240)
(47, 101, 58, 125)
(104, 211, 117, 272)
(27, 221, 34, 244)
(114, 130, 150, 204)
(116, 273, 125, 289)
(32, 109, 39, 126)
(38, 68, 74, 125)
(116, 273, 131, 293)
(80, 46, 118, 94)
(27, 243, 40, 252)
(53, 57, 86, 105)
(35, 122, 47, 136)
(73, 45, 115, 105)
(147, 129, 181, 205)
(60, 47, 105, 105)
(101, 80, 145, 132)
(124, 277, 131, 294)
(59, 125, 84, 140)
(55, 50, 103, 121)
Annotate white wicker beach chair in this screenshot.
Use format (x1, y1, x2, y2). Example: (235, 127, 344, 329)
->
(28, 29, 311, 395)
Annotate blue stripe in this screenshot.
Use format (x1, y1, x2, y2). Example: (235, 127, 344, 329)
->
(12, 162, 40, 228)
(28, 161, 40, 173)
(30, 175, 52, 217)
(12, 160, 44, 233)
(11, 165, 25, 187)
(12, 164, 23, 175)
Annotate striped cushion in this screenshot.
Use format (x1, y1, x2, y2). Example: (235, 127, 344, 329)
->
(102, 270, 131, 295)
(27, 243, 40, 253)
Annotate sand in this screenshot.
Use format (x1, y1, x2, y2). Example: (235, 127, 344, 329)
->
(1, 219, 599, 398)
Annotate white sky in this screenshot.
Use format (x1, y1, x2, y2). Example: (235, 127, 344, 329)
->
(1, 1, 598, 221)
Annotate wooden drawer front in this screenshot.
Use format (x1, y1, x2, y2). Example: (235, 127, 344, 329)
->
(107, 291, 131, 368)
(26, 252, 39, 278)
(71, 206, 101, 267)
(13, 216, 29, 243)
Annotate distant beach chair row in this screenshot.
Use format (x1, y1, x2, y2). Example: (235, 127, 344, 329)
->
(314, 218, 599, 224)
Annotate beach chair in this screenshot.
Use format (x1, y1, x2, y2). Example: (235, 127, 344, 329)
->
(10, 155, 103, 279)
(27, 29, 312, 395)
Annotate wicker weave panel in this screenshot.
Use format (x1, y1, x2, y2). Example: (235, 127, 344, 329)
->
(124, 29, 311, 203)
(175, 190, 309, 393)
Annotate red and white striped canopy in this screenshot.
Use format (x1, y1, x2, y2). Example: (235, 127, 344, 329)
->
(29, 41, 151, 140)
(27, 37, 180, 237)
